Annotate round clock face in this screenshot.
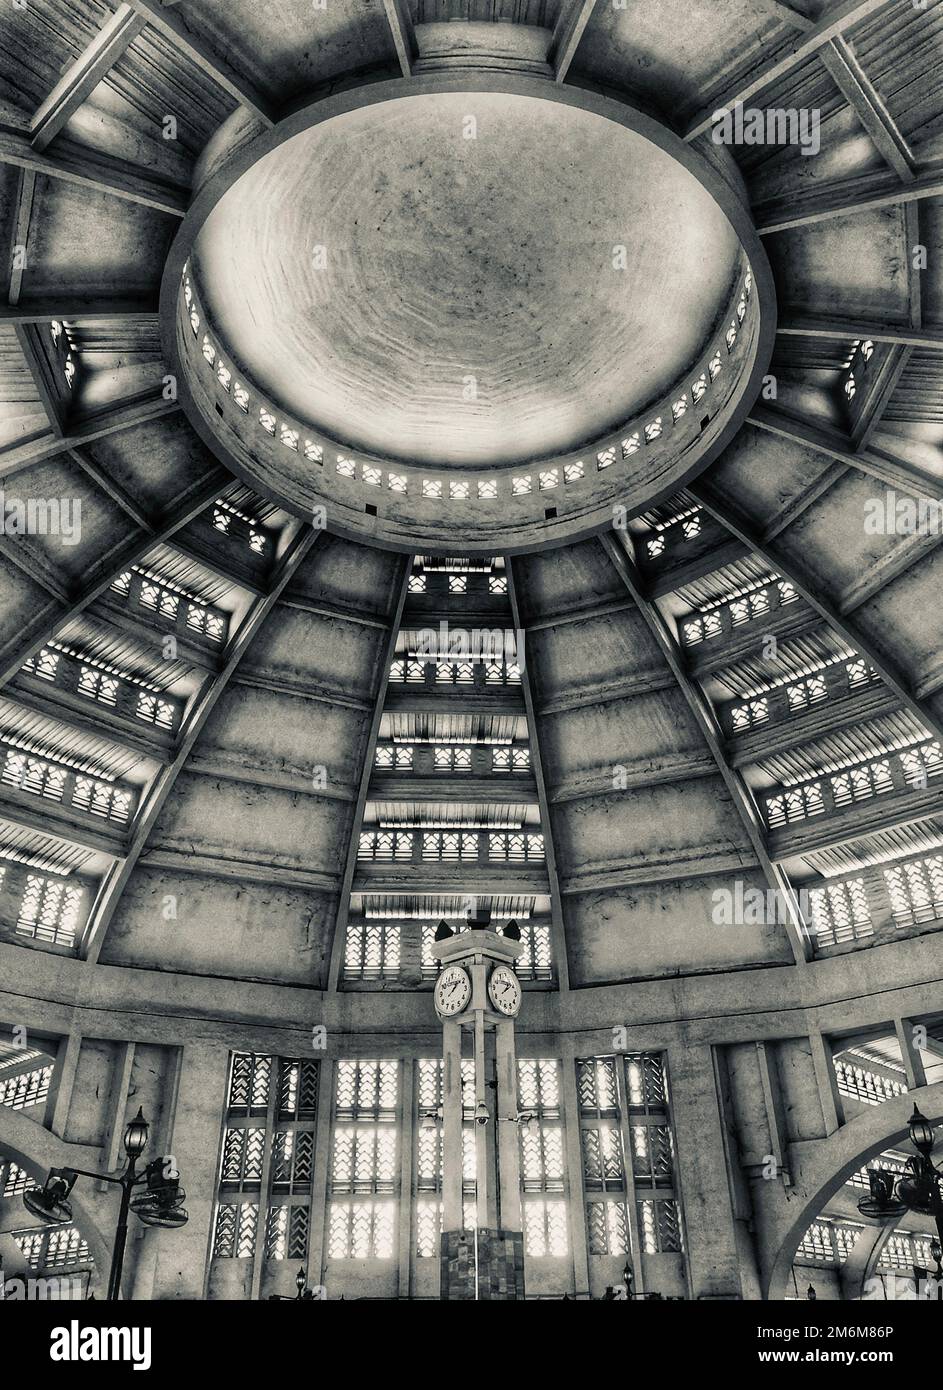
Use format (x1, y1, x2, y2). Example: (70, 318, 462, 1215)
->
(488, 964, 522, 1017)
(434, 964, 472, 1017)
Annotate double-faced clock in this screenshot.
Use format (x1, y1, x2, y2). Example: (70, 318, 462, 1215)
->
(487, 963, 522, 1017)
(434, 963, 472, 1018)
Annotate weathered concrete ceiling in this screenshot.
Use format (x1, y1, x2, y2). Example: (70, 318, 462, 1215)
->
(193, 90, 740, 468)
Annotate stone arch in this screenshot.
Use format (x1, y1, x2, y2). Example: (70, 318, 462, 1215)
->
(766, 1083, 943, 1300)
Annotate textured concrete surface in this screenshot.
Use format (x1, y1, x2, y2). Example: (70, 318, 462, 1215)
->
(195, 90, 739, 468)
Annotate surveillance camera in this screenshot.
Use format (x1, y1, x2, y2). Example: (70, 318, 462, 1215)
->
(474, 1102, 489, 1126)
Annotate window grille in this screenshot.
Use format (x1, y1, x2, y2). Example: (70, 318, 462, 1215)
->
(884, 853, 943, 928)
(211, 1053, 319, 1264)
(0, 1064, 53, 1110)
(730, 697, 769, 732)
(833, 1059, 906, 1106)
(344, 921, 401, 981)
(786, 672, 828, 712)
(21, 647, 59, 682)
(16, 874, 84, 947)
(478, 479, 498, 499)
(808, 878, 873, 948)
(564, 460, 585, 481)
(328, 1061, 399, 1259)
(489, 831, 544, 862)
(831, 759, 894, 808)
(765, 781, 826, 828)
(13, 1224, 90, 1271)
(358, 830, 413, 861)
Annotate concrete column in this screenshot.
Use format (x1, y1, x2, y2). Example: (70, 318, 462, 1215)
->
(397, 1057, 414, 1294)
(441, 1022, 463, 1231)
(148, 1040, 230, 1300)
(558, 1042, 590, 1297)
(667, 1043, 743, 1299)
(495, 1020, 521, 1232)
(307, 1057, 334, 1291)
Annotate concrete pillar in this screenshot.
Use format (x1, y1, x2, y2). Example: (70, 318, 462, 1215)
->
(147, 1040, 230, 1300)
(667, 1043, 743, 1299)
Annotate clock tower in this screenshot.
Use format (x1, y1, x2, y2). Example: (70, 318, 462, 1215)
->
(431, 914, 525, 1300)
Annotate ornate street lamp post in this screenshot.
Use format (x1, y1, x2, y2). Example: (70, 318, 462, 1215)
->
(23, 1108, 187, 1300)
(857, 1103, 943, 1294)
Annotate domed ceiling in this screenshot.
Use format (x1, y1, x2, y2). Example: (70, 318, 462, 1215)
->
(191, 90, 742, 468)
(0, 0, 941, 1012)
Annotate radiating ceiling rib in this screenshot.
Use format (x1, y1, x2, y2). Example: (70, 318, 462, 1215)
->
(382, 0, 418, 78)
(0, 128, 190, 216)
(83, 523, 318, 963)
(600, 530, 810, 966)
(0, 391, 181, 478)
(6, 169, 35, 307)
(753, 167, 943, 234)
(29, 2, 147, 152)
(127, 0, 276, 126)
(0, 468, 228, 688)
(777, 319, 943, 350)
(820, 37, 916, 181)
(683, 0, 893, 140)
(325, 557, 411, 993)
(551, 0, 598, 82)
(507, 556, 573, 991)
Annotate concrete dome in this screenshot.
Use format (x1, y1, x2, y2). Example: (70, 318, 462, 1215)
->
(193, 90, 741, 469)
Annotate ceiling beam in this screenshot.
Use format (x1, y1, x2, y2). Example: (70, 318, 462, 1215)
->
(0, 300, 158, 325)
(905, 199, 922, 330)
(6, 169, 36, 306)
(0, 467, 228, 687)
(551, 0, 598, 82)
(127, 0, 277, 126)
(382, 0, 418, 77)
(762, 460, 847, 541)
(0, 534, 71, 605)
(326, 557, 411, 993)
(820, 37, 915, 182)
(0, 394, 180, 478)
(13, 323, 69, 435)
(507, 556, 571, 989)
(686, 476, 943, 752)
(754, 167, 943, 234)
(30, 3, 147, 152)
(776, 317, 942, 350)
(848, 344, 912, 450)
(600, 531, 810, 966)
(683, 0, 892, 140)
(67, 448, 154, 533)
(0, 130, 188, 217)
(748, 406, 943, 497)
(83, 526, 319, 963)
(837, 527, 943, 614)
